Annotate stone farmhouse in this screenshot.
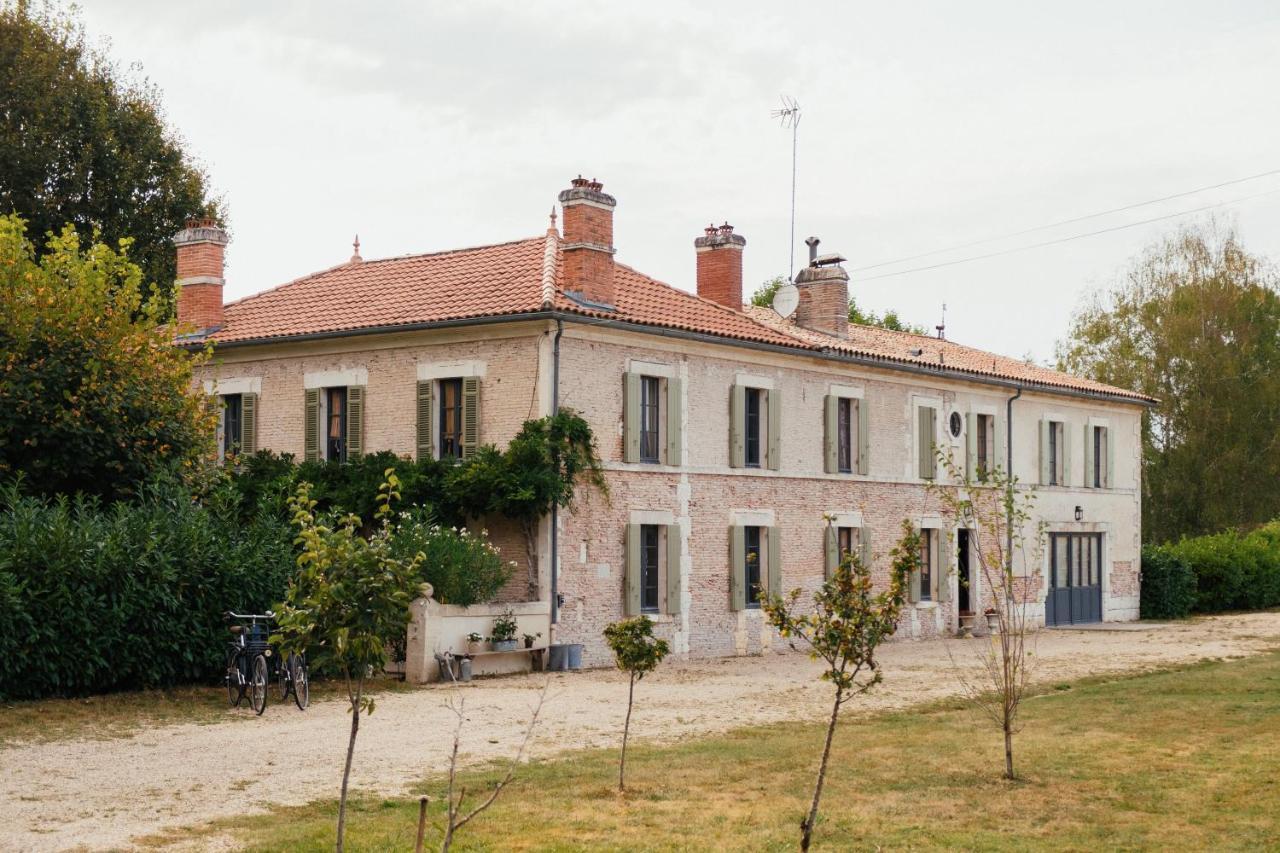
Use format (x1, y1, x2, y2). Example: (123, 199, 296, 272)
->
(179, 176, 1152, 667)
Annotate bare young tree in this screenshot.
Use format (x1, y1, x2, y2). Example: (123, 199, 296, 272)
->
(437, 681, 549, 852)
(929, 452, 1044, 780)
(759, 519, 916, 852)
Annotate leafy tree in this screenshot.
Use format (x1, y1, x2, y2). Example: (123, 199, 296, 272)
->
(0, 2, 217, 311)
(0, 214, 215, 499)
(1056, 222, 1280, 543)
(759, 520, 914, 851)
(929, 452, 1044, 780)
(749, 276, 926, 333)
(273, 471, 424, 852)
(446, 409, 607, 596)
(602, 615, 670, 792)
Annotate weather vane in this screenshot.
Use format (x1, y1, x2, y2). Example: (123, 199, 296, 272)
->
(772, 96, 801, 280)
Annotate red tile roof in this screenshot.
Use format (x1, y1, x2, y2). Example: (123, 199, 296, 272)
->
(201, 231, 1150, 403)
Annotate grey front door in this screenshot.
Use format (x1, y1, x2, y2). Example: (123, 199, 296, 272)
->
(1047, 533, 1103, 626)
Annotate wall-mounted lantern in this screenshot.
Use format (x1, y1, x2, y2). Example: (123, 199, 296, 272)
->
(1074, 505, 1084, 522)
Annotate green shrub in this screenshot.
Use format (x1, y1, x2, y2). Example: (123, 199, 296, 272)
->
(387, 509, 514, 606)
(1159, 525, 1280, 614)
(1139, 546, 1197, 619)
(0, 476, 293, 699)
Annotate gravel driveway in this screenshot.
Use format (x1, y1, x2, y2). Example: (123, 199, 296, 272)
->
(3, 612, 1278, 851)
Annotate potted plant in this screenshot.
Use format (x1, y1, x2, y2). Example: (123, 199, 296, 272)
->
(490, 609, 519, 652)
(522, 632, 542, 649)
(984, 607, 1000, 633)
(466, 631, 486, 655)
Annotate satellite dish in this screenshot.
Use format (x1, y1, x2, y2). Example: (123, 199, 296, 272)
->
(772, 282, 799, 318)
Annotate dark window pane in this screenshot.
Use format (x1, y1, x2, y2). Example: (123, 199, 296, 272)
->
(977, 414, 989, 479)
(744, 389, 762, 467)
(837, 398, 852, 473)
(223, 394, 242, 455)
(744, 526, 762, 606)
(1094, 427, 1103, 488)
(1049, 422, 1058, 486)
(326, 387, 347, 463)
(640, 376, 661, 463)
(439, 378, 464, 459)
(919, 530, 933, 601)
(837, 526, 857, 562)
(641, 524, 660, 612)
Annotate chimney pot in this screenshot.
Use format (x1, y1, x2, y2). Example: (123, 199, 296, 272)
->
(695, 221, 747, 310)
(173, 218, 229, 334)
(794, 253, 849, 339)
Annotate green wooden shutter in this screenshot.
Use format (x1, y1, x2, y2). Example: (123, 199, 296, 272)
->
(304, 388, 320, 462)
(624, 523, 641, 616)
(345, 385, 364, 460)
(824, 524, 838, 580)
(936, 531, 951, 602)
(729, 525, 746, 611)
(908, 526, 922, 602)
(665, 522, 682, 615)
(461, 377, 480, 459)
(856, 399, 870, 475)
(859, 527, 871, 570)
(965, 412, 978, 482)
(240, 393, 258, 454)
(1039, 420, 1052, 485)
(1083, 424, 1095, 489)
(623, 372, 641, 463)
(823, 396, 838, 474)
(1105, 427, 1115, 489)
(729, 385, 745, 468)
(416, 381, 433, 460)
(767, 525, 782, 598)
(918, 406, 936, 479)
(666, 376, 683, 467)
(1060, 422, 1071, 487)
(995, 413, 1007, 479)
(767, 388, 782, 471)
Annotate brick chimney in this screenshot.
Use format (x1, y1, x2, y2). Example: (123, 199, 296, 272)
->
(794, 236, 850, 339)
(173, 217, 229, 333)
(558, 176, 616, 307)
(694, 222, 746, 310)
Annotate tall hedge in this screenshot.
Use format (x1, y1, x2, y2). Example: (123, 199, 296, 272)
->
(0, 478, 293, 699)
(1143, 524, 1280, 618)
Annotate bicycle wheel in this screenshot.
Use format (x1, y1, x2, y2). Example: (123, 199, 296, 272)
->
(226, 649, 245, 707)
(291, 654, 309, 711)
(276, 652, 292, 702)
(249, 654, 269, 716)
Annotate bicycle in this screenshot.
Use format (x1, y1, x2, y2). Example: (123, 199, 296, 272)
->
(224, 611, 274, 716)
(275, 649, 310, 711)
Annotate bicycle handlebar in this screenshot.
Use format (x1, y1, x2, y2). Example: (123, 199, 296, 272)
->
(225, 610, 276, 621)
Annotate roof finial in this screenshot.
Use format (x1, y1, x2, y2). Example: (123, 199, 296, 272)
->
(351, 234, 362, 263)
(548, 206, 558, 233)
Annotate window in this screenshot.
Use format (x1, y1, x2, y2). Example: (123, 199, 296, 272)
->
(639, 376, 661, 463)
(744, 525, 763, 607)
(975, 413, 994, 481)
(325, 387, 347, 462)
(1048, 420, 1065, 485)
(837, 398, 854, 473)
(837, 526, 859, 561)
(438, 378, 464, 459)
(640, 524, 661, 613)
(744, 388, 763, 468)
(919, 528, 935, 602)
(222, 393, 242, 456)
(1091, 425, 1109, 488)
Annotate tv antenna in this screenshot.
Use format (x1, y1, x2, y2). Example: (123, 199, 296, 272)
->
(772, 96, 801, 280)
(936, 303, 947, 340)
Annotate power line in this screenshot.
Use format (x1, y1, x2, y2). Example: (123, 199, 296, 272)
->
(851, 167, 1280, 273)
(851, 186, 1280, 283)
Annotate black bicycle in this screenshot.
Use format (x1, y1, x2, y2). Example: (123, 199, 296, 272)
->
(224, 611, 309, 714)
(276, 648, 310, 710)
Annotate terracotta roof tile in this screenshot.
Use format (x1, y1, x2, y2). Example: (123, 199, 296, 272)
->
(202, 232, 1149, 403)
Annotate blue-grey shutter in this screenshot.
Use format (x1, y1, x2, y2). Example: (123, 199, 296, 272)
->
(666, 376, 683, 467)
(623, 372, 641, 464)
(665, 522, 682, 614)
(624, 523, 641, 617)
(729, 525, 746, 611)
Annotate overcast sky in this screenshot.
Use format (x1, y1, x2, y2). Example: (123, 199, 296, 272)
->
(82, 0, 1280, 362)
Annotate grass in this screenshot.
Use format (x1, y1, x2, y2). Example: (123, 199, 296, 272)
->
(0, 675, 415, 745)
(149, 650, 1280, 851)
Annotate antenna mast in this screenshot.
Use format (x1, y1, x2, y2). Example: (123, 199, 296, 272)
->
(772, 96, 801, 280)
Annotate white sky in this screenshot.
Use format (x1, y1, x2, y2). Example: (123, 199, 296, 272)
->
(82, 0, 1280, 363)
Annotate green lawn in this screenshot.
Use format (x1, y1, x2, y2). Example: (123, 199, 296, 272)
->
(149, 650, 1280, 851)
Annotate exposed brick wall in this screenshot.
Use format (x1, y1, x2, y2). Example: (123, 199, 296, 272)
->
(561, 202, 613, 250)
(175, 242, 225, 280)
(176, 282, 225, 331)
(561, 246, 614, 306)
(794, 266, 849, 339)
(694, 226, 745, 310)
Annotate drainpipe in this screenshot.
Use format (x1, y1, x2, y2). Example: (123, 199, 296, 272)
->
(1005, 386, 1023, 582)
(550, 320, 564, 630)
